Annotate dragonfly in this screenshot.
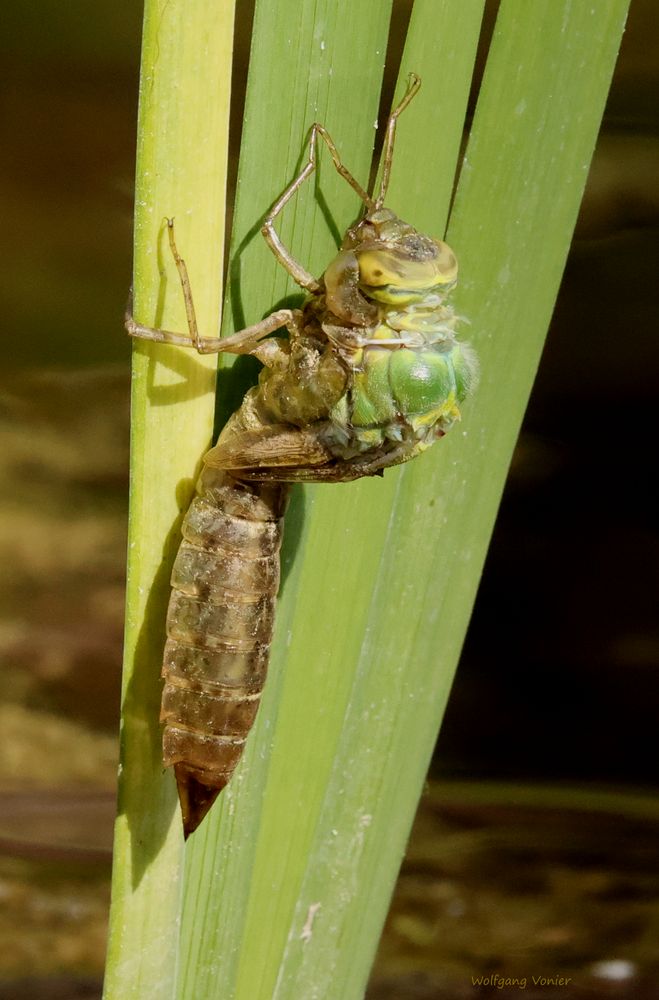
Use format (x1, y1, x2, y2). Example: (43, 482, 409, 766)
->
(127, 74, 478, 837)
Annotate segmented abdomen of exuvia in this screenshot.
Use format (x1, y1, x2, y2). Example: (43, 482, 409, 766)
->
(160, 463, 288, 834)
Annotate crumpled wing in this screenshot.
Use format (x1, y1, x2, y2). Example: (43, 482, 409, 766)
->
(203, 422, 335, 471)
(229, 439, 415, 484)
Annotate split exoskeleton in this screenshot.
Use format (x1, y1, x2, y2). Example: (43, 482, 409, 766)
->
(127, 74, 478, 836)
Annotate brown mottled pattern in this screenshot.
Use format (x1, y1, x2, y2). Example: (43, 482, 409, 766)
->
(160, 465, 288, 803)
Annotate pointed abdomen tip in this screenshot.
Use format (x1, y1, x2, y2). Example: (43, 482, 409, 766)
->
(174, 764, 227, 838)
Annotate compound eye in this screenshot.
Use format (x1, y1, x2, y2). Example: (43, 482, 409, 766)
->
(357, 250, 403, 288)
(433, 240, 458, 283)
(352, 238, 459, 307)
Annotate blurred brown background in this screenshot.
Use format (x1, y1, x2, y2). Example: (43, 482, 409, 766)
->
(0, 2, 657, 998)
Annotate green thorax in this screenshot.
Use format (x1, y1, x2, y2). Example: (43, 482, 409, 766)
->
(231, 209, 477, 467)
(337, 311, 472, 438)
(322, 209, 477, 454)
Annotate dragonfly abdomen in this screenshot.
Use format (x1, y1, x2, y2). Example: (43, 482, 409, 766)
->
(161, 465, 288, 836)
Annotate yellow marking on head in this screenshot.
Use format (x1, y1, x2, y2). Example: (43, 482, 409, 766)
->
(357, 240, 458, 301)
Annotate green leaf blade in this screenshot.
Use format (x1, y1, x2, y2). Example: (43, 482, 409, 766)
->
(104, 2, 235, 998)
(107, 0, 630, 996)
(179, 2, 398, 998)
(207, 3, 629, 999)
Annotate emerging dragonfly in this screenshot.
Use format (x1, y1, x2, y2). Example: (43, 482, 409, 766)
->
(127, 74, 478, 836)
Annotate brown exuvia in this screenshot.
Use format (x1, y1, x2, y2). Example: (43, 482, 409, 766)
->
(126, 75, 477, 835)
(161, 468, 288, 835)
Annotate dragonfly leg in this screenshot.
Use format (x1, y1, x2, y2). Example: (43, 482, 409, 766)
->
(375, 73, 421, 209)
(126, 218, 300, 359)
(261, 121, 376, 291)
(127, 299, 298, 357)
(325, 325, 425, 350)
(322, 320, 424, 353)
(312, 124, 375, 210)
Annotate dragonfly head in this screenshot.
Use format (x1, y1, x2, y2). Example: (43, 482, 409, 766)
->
(323, 209, 458, 323)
